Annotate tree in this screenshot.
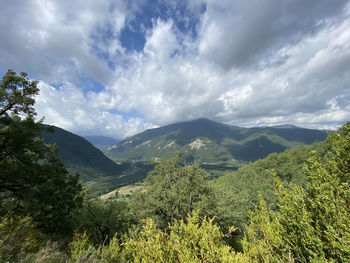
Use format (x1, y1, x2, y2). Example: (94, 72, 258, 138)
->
(130, 154, 217, 229)
(76, 199, 131, 246)
(0, 69, 83, 237)
(242, 123, 350, 262)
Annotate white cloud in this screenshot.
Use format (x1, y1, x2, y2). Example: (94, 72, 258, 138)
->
(0, 0, 126, 84)
(35, 82, 152, 139)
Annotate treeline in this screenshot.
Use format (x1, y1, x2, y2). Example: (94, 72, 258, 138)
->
(1, 70, 349, 262)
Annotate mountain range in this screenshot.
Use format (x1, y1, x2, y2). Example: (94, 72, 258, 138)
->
(106, 118, 327, 165)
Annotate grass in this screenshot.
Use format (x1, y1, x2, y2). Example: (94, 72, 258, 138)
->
(100, 184, 144, 200)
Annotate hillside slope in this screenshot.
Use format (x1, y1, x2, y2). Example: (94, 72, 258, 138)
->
(106, 118, 327, 164)
(42, 126, 123, 182)
(41, 126, 153, 195)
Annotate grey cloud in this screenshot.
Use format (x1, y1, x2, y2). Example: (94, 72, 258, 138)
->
(0, 0, 126, 85)
(199, 0, 349, 70)
(336, 95, 350, 109)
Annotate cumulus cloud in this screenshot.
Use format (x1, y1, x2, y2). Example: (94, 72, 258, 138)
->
(102, 0, 350, 130)
(217, 17, 350, 127)
(0, 0, 126, 84)
(198, 0, 349, 70)
(36, 82, 152, 139)
(1, 0, 350, 138)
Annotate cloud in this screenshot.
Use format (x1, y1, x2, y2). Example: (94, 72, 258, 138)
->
(0, 0, 126, 84)
(1, 0, 350, 138)
(217, 17, 350, 126)
(198, 0, 349, 70)
(101, 0, 350, 130)
(35, 82, 152, 139)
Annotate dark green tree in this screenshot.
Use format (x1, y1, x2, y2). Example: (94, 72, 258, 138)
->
(76, 199, 131, 246)
(0, 69, 83, 237)
(130, 154, 216, 229)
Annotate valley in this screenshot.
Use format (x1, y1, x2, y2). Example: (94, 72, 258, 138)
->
(42, 118, 327, 196)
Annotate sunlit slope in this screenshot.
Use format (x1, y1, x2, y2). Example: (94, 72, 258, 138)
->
(106, 118, 327, 164)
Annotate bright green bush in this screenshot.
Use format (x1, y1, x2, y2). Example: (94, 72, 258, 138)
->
(123, 212, 239, 263)
(97, 235, 123, 263)
(68, 232, 97, 263)
(242, 123, 350, 262)
(0, 215, 43, 262)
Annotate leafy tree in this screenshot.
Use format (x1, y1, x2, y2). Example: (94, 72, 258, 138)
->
(130, 154, 216, 229)
(242, 123, 350, 262)
(0, 69, 83, 237)
(76, 199, 131, 246)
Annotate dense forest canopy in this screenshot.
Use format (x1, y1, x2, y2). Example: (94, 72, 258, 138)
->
(0, 70, 349, 262)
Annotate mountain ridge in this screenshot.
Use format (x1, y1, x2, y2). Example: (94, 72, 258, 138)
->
(106, 118, 327, 164)
(42, 125, 121, 182)
(41, 125, 154, 195)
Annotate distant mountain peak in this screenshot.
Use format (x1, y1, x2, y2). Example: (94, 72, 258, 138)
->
(163, 118, 217, 127)
(271, 124, 303, 129)
(84, 135, 120, 151)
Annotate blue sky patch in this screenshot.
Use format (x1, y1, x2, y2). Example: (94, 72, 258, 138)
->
(120, 0, 205, 53)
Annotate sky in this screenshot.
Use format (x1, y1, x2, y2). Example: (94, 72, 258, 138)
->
(1, 0, 350, 139)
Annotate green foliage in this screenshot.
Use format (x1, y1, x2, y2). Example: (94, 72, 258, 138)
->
(21, 241, 67, 263)
(0, 69, 39, 117)
(130, 154, 217, 228)
(67, 212, 242, 262)
(123, 212, 238, 263)
(97, 236, 123, 263)
(212, 142, 326, 235)
(76, 199, 131, 246)
(69, 232, 97, 263)
(242, 123, 350, 262)
(123, 219, 170, 262)
(68, 233, 124, 263)
(0, 70, 83, 237)
(0, 215, 43, 262)
(168, 212, 236, 262)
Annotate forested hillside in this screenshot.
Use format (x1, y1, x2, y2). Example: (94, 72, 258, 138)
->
(42, 125, 121, 181)
(41, 126, 153, 196)
(107, 118, 327, 164)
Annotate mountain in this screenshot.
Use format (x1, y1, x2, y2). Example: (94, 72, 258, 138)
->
(106, 118, 327, 165)
(270, 124, 302, 129)
(41, 126, 151, 196)
(84, 135, 120, 152)
(42, 125, 121, 181)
